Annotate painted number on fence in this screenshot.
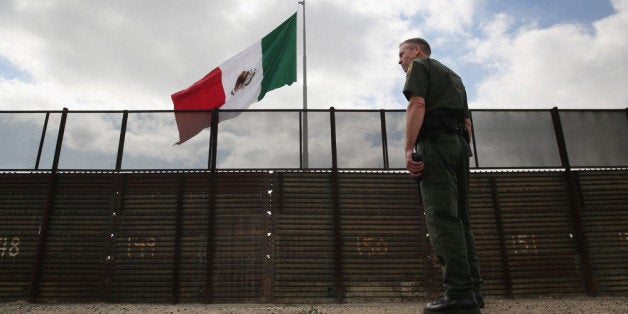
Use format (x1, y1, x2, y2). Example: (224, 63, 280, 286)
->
(127, 237, 156, 258)
(0, 237, 20, 258)
(356, 237, 388, 256)
(511, 234, 538, 254)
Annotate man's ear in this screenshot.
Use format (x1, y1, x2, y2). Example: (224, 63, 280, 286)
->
(414, 45, 422, 57)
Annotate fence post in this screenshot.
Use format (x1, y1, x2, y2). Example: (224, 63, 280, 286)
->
(34, 112, 50, 170)
(115, 111, 128, 171)
(330, 107, 338, 171)
(551, 108, 572, 171)
(204, 109, 219, 303)
(29, 108, 68, 302)
(490, 177, 513, 297)
(299, 111, 304, 169)
(469, 110, 479, 168)
(380, 110, 389, 169)
(51, 108, 68, 172)
(550, 107, 596, 295)
(329, 107, 344, 303)
(208, 109, 219, 172)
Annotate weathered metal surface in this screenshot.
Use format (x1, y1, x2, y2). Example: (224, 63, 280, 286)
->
(273, 172, 337, 303)
(0, 174, 48, 301)
(480, 172, 585, 296)
(469, 175, 508, 297)
(37, 174, 115, 302)
(577, 170, 628, 296)
(335, 173, 427, 301)
(0, 170, 627, 303)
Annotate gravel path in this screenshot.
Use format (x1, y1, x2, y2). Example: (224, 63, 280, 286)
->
(2, 296, 627, 313)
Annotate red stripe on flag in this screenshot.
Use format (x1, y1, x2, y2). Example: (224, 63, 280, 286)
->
(172, 67, 226, 144)
(172, 67, 226, 110)
(173, 111, 212, 145)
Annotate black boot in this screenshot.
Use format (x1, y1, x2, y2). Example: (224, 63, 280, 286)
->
(475, 293, 485, 309)
(423, 296, 480, 313)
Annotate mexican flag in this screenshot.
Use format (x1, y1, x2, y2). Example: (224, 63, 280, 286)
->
(172, 12, 297, 144)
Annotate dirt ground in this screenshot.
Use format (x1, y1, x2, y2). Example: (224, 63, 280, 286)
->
(2, 297, 627, 314)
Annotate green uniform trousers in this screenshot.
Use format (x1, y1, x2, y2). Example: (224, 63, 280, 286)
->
(418, 132, 482, 300)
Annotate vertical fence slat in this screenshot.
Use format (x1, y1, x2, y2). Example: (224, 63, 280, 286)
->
(491, 178, 513, 297)
(172, 176, 184, 304)
(204, 174, 216, 304)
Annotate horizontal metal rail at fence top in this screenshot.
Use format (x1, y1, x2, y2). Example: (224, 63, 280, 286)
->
(1, 108, 627, 171)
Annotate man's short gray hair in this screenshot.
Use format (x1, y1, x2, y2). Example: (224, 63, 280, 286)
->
(400, 38, 431, 56)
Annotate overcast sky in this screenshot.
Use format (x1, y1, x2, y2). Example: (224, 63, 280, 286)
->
(1, 0, 626, 112)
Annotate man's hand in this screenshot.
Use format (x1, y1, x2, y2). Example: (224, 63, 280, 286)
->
(404, 95, 426, 179)
(405, 150, 424, 178)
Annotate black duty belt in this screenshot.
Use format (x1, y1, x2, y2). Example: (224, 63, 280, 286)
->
(418, 115, 469, 143)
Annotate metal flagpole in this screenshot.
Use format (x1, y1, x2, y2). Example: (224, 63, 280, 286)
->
(299, 0, 308, 168)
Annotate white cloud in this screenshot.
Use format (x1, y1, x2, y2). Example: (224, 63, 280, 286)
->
(422, 0, 476, 34)
(0, 0, 482, 113)
(0, 0, 299, 110)
(0, 79, 77, 109)
(470, 0, 628, 109)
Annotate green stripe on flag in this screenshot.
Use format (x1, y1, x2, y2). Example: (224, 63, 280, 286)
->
(259, 13, 297, 101)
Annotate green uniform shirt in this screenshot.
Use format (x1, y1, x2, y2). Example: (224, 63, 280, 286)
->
(403, 58, 470, 121)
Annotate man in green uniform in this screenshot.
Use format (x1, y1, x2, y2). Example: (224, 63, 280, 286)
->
(399, 38, 483, 313)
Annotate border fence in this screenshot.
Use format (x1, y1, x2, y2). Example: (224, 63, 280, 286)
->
(1, 108, 627, 171)
(1, 108, 627, 303)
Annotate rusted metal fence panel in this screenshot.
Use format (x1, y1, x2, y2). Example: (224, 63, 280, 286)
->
(176, 175, 211, 303)
(1, 169, 627, 303)
(0, 174, 48, 301)
(36, 174, 116, 302)
(469, 175, 508, 297)
(109, 174, 179, 303)
(209, 172, 269, 303)
(105, 172, 271, 303)
(577, 170, 628, 296)
(336, 173, 426, 301)
(273, 172, 337, 303)
(489, 172, 586, 296)
(273, 172, 430, 302)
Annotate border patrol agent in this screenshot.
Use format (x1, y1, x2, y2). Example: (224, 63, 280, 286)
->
(399, 38, 483, 313)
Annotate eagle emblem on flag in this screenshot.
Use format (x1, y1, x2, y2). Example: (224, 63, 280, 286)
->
(231, 69, 257, 95)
